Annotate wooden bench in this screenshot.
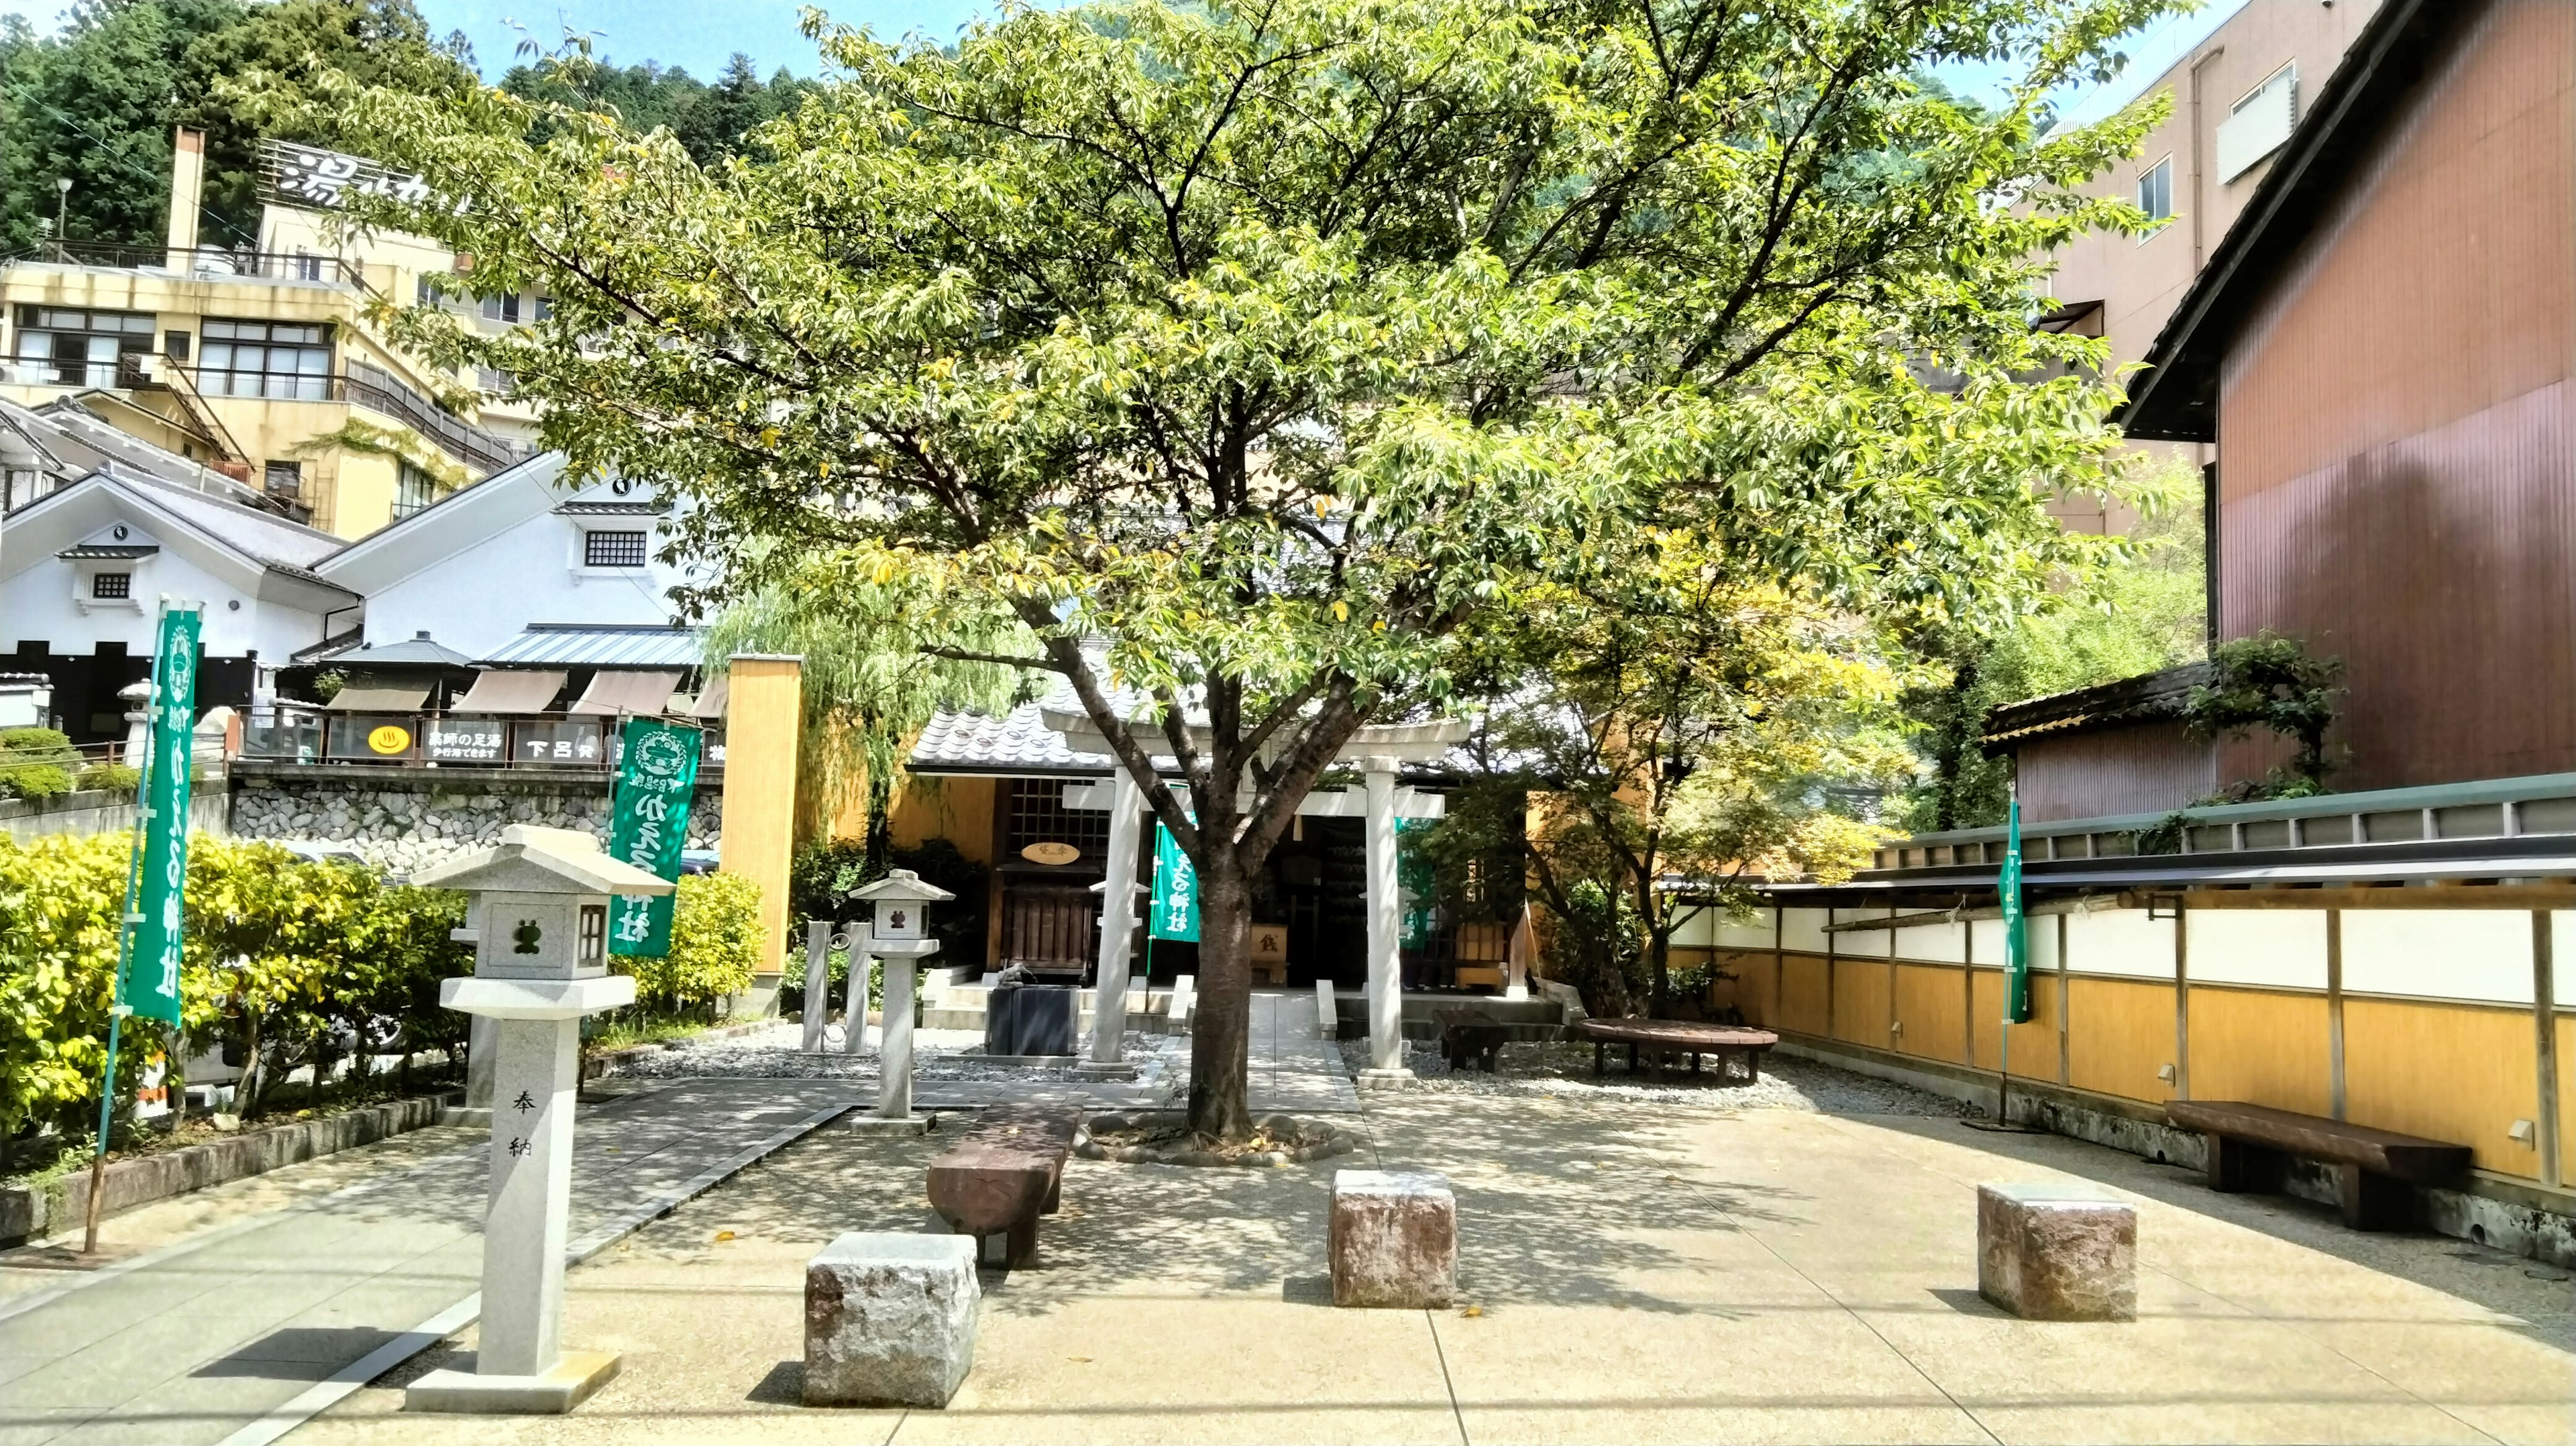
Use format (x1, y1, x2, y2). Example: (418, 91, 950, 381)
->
(1575, 1019, 1778, 1084)
(1434, 1007, 1512, 1073)
(926, 1105, 1082, 1268)
(2166, 1101, 2471, 1231)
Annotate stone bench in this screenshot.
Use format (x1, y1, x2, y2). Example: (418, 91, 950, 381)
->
(926, 1105, 1081, 1268)
(1976, 1182, 2135, 1321)
(2167, 1100, 2470, 1232)
(1330, 1170, 1456, 1308)
(805, 1232, 980, 1407)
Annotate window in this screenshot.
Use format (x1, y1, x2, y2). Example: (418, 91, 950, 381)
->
(91, 572, 131, 600)
(162, 331, 191, 363)
(533, 295, 553, 321)
(264, 460, 305, 500)
(199, 318, 333, 400)
(584, 529, 648, 568)
(392, 459, 440, 520)
(475, 366, 518, 397)
(2136, 157, 2173, 225)
(8, 306, 154, 388)
(578, 904, 606, 964)
(480, 292, 522, 324)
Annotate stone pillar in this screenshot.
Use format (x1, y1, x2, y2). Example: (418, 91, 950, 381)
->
(463, 1016, 498, 1113)
(879, 956, 917, 1121)
(1359, 758, 1411, 1082)
(479, 1014, 582, 1375)
(841, 924, 873, 1056)
(801, 919, 833, 1053)
(1082, 773, 1145, 1077)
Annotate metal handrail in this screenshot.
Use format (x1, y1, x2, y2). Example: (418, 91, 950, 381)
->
(2, 242, 378, 294)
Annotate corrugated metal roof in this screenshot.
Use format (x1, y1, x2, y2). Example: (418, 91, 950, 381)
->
(481, 624, 704, 669)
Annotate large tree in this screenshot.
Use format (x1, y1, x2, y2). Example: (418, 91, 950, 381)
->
(324, 0, 2167, 1138)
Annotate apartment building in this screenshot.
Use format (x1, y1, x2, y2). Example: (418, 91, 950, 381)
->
(2041, 0, 2383, 531)
(0, 130, 537, 540)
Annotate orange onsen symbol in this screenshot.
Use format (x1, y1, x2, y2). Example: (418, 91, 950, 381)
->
(367, 724, 412, 755)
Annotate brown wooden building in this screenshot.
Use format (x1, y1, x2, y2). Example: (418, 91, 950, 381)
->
(2006, 0, 2576, 817)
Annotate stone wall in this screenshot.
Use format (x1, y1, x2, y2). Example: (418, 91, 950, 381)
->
(228, 763, 720, 876)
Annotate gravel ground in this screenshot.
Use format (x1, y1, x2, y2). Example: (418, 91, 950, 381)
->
(1342, 1036, 1980, 1115)
(606, 1022, 1167, 1084)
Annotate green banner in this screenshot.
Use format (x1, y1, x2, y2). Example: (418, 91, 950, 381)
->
(124, 606, 199, 1027)
(606, 718, 702, 956)
(2002, 791, 2031, 1024)
(1148, 822, 1198, 943)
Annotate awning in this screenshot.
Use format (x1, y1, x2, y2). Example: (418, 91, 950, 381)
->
(447, 669, 567, 715)
(323, 681, 430, 713)
(569, 669, 682, 718)
(690, 672, 729, 722)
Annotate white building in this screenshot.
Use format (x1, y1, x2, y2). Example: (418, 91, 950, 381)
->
(0, 452, 355, 739)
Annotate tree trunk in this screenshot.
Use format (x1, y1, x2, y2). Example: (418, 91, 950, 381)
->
(1185, 855, 1256, 1142)
(238, 1015, 264, 1119)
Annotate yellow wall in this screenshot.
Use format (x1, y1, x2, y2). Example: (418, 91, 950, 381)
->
(716, 657, 802, 981)
(2557, 1013, 2573, 1188)
(1969, 968, 2059, 1077)
(2184, 985, 2332, 1118)
(889, 776, 996, 864)
(1831, 957, 1892, 1050)
(1778, 953, 1829, 1037)
(2068, 975, 2178, 1104)
(1892, 961, 1969, 1064)
(2344, 997, 2539, 1177)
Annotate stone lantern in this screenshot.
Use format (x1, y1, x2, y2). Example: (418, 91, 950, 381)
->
(404, 825, 671, 1414)
(848, 869, 953, 1129)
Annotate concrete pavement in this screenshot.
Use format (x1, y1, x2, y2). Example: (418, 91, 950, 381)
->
(280, 1082, 2574, 1445)
(0, 1078, 865, 1446)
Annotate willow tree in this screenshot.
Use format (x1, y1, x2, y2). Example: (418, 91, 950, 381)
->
(323, 0, 2171, 1139)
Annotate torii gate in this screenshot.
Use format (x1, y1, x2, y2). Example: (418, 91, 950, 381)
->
(1049, 710, 1465, 1084)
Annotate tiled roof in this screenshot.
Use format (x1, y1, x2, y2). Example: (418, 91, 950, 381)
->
(123, 469, 347, 575)
(482, 623, 704, 669)
(909, 702, 1114, 776)
(1980, 663, 2213, 751)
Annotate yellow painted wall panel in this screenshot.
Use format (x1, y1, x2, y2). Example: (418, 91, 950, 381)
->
(2557, 1014, 2573, 1184)
(1833, 958, 1892, 1050)
(1969, 968, 2058, 1076)
(889, 777, 996, 863)
(1778, 953, 1829, 1037)
(1892, 962, 1968, 1063)
(2185, 987, 2332, 1117)
(1705, 950, 1776, 1027)
(2068, 975, 2178, 1104)
(2343, 997, 2539, 1176)
(716, 657, 802, 981)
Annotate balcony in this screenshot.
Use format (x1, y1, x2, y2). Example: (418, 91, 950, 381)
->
(2, 242, 376, 293)
(238, 705, 726, 774)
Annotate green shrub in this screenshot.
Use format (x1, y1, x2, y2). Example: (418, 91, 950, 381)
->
(0, 728, 80, 801)
(618, 871, 762, 1016)
(76, 763, 141, 793)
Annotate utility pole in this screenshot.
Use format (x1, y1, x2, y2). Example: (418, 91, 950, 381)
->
(53, 176, 72, 260)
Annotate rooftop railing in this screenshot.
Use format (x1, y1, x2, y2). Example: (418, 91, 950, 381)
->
(2, 242, 378, 294)
(238, 705, 725, 774)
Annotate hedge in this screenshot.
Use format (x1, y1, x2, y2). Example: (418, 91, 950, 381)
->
(0, 833, 765, 1156)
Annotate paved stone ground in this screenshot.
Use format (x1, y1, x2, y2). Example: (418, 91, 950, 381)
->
(0, 1078, 865, 1446)
(293, 1086, 2573, 1445)
(1344, 1036, 1982, 1113)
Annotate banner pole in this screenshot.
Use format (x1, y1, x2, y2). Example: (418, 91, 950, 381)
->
(2000, 778, 2019, 1127)
(85, 606, 162, 1256)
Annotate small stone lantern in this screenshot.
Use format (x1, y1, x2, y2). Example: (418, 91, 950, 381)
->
(848, 869, 953, 1129)
(404, 825, 671, 1414)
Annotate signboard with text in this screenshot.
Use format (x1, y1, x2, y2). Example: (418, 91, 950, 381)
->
(124, 606, 199, 1027)
(1148, 822, 1199, 944)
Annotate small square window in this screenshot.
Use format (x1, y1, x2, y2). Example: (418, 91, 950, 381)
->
(264, 460, 304, 497)
(481, 293, 522, 324)
(91, 571, 131, 600)
(584, 530, 648, 568)
(2137, 157, 2174, 224)
(579, 903, 606, 963)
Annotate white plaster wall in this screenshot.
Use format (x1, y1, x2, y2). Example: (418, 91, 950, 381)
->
(2557, 913, 2576, 1007)
(1892, 922, 1966, 963)
(1708, 907, 1774, 950)
(2186, 909, 2328, 991)
(360, 508, 684, 659)
(2341, 910, 2534, 1005)
(1968, 916, 2010, 967)
(0, 524, 319, 659)
(2024, 914, 2062, 972)
(1782, 907, 1833, 954)
(2063, 907, 2176, 979)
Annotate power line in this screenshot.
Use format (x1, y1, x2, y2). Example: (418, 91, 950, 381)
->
(0, 77, 264, 249)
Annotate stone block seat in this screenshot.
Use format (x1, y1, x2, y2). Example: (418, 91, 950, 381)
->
(805, 1231, 981, 1408)
(926, 1105, 1082, 1268)
(1575, 1018, 1777, 1083)
(2167, 1100, 2471, 1231)
(1976, 1181, 2136, 1322)
(1330, 1170, 1457, 1308)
